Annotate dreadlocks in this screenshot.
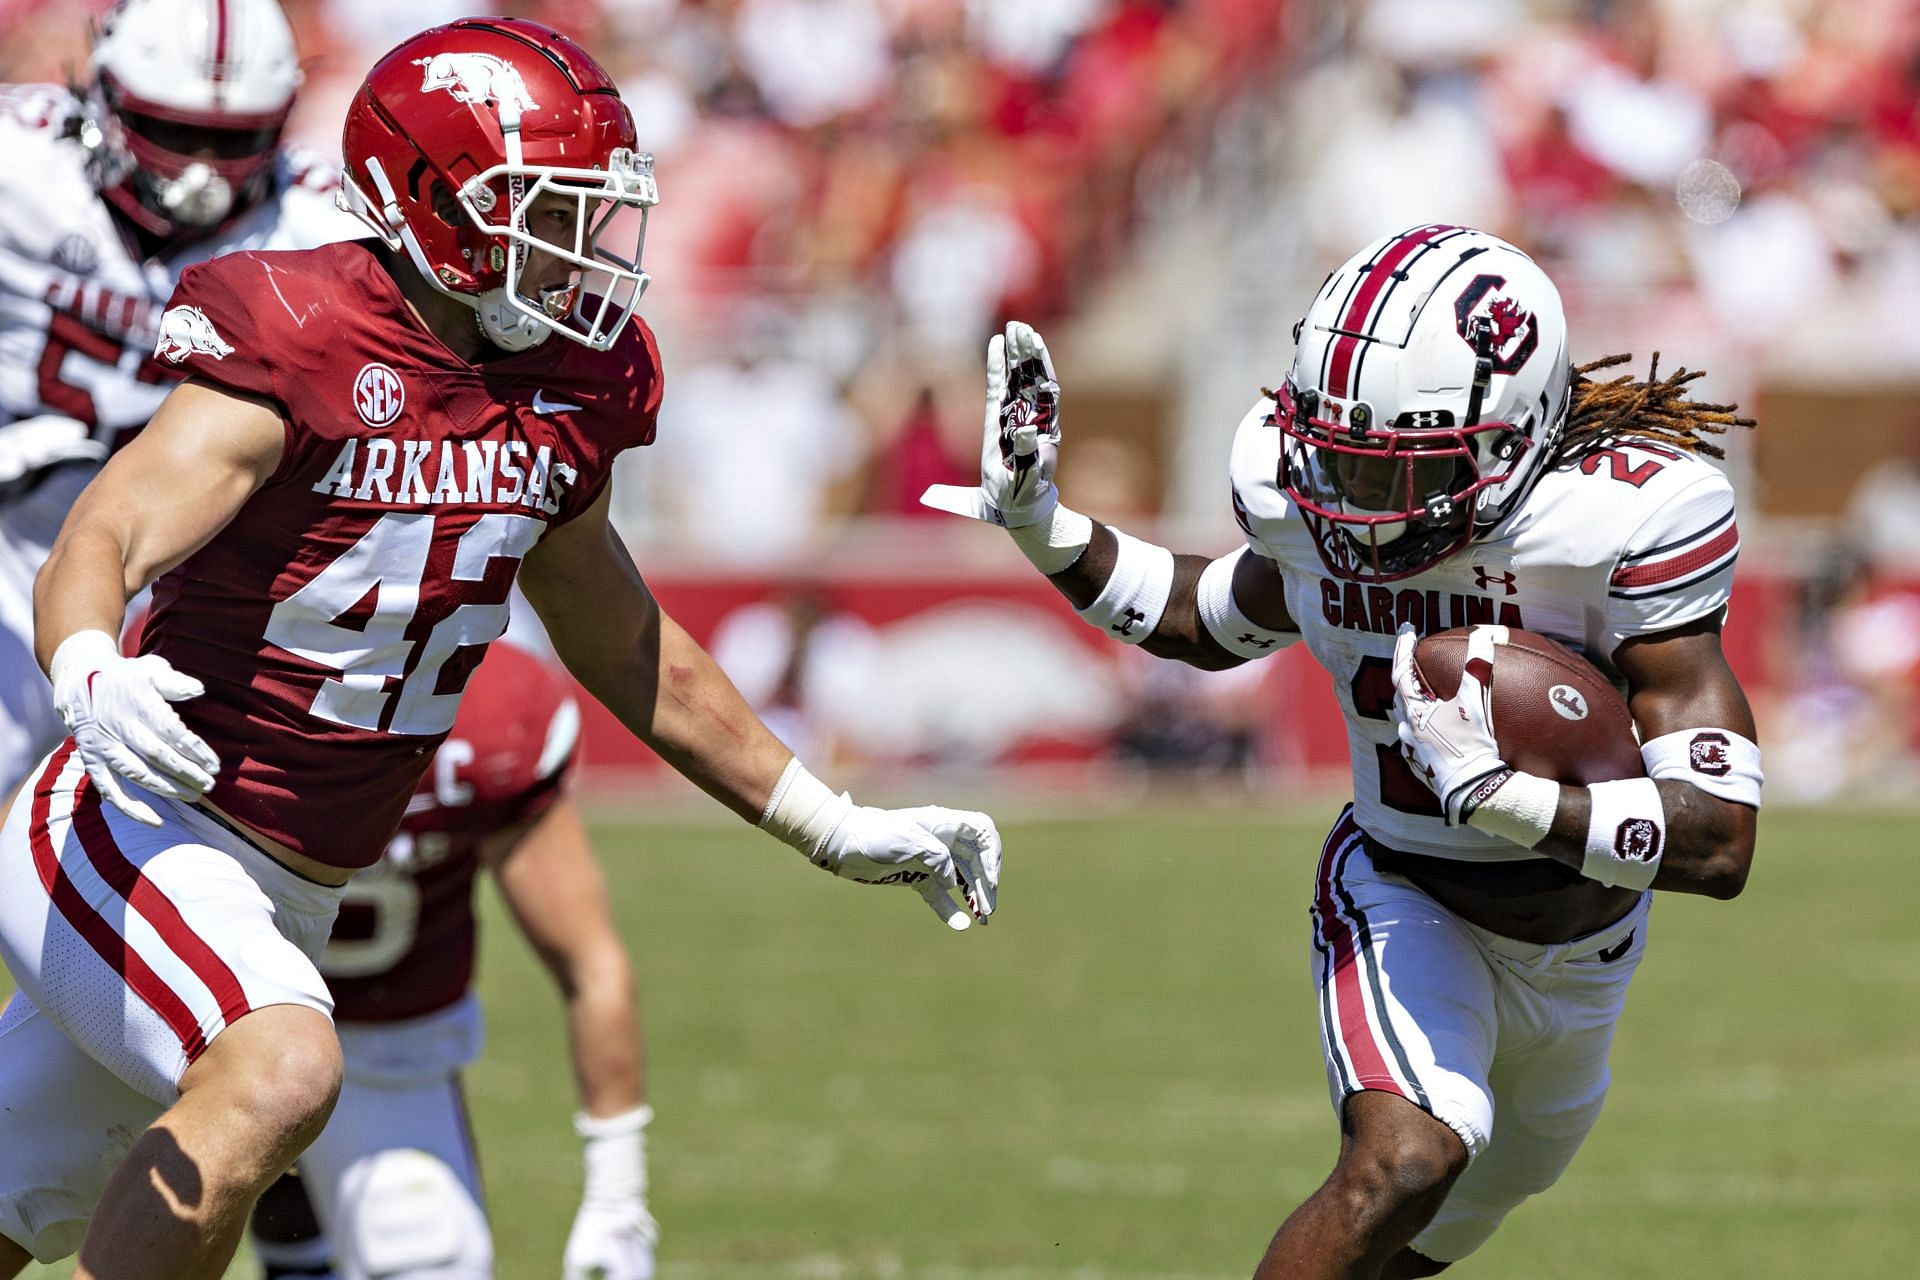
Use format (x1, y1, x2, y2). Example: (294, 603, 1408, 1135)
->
(1555, 353, 1755, 462)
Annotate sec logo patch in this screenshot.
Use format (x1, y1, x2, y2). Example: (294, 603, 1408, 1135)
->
(353, 362, 406, 428)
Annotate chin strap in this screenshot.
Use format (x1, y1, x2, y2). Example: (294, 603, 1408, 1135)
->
(475, 289, 550, 351)
(1462, 317, 1495, 429)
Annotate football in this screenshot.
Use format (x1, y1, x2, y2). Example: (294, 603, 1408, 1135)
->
(1412, 627, 1645, 785)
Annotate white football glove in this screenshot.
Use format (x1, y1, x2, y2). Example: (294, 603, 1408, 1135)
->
(920, 321, 1061, 528)
(49, 629, 221, 826)
(562, 1194, 657, 1280)
(1390, 624, 1510, 825)
(0, 413, 102, 490)
(817, 804, 1003, 930)
(564, 1106, 658, 1280)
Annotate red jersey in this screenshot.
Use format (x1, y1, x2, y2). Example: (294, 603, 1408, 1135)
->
(136, 239, 659, 868)
(321, 640, 579, 1023)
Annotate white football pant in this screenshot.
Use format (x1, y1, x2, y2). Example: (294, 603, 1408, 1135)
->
(0, 742, 341, 1262)
(1310, 806, 1650, 1262)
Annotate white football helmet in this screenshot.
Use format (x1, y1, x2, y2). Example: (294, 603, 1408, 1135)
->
(1275, 225, 1572, 582)
(82, 0, 301, 239)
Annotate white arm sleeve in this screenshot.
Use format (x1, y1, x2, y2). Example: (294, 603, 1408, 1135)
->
(1195, 549, 1299, 660)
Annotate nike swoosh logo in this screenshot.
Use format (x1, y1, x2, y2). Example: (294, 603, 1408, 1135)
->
(531, 389, 582, 415)
(1597, 930, 1634, 963)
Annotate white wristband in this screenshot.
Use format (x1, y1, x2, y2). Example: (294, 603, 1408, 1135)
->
(1582, 777, 1666, 889)
(759, 758, 853, 865)
(1006, 503, 1095, 575)
(49, 628, 119, 689)
(1076, 529, 1175, 644)
(1195, 549, 1298, 659)
(1463, 769, 1560, 849)
(575, 1104, 650, 1204)
(1640, 729, 1762, 807)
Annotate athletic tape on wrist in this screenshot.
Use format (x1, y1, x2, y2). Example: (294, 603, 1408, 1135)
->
(759, 759, 852, 864)
(1640, 729, 1762, 808)
(1581, 776, 1666, 890)
(1006, 504, 1095, 575)
(576, 1105, 650, 1203)
(1463, 769, 1559, 848)
(1195, 550, 1299, 659)
(1076, 529, 1175, 645)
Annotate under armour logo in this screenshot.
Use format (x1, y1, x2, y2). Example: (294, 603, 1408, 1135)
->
(1237, 633, 1276, 650)
(1473, 566, 1517, 594)
(1112, 608, 1147, 636)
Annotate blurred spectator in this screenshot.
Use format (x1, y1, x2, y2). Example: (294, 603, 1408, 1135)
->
(1768, 547, 1920, 800)
(650, 309, 867, 562)
(864, 383, 975, 518)
(732, 0, 893, 127)
(1845, 422, 1920, 574)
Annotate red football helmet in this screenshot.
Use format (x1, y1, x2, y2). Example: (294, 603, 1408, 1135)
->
(340, 19, 657, 352)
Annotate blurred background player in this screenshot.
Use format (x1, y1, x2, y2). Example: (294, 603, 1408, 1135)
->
(249, 640, 656, 1280)
(0, 0, 357, 789)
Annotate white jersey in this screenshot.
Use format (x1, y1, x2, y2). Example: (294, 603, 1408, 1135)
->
(1229, 397, 1739, 860)
(0, 84, 361, 481)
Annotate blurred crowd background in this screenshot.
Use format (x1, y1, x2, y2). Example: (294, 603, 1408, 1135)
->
(5, 0, 1918, 800)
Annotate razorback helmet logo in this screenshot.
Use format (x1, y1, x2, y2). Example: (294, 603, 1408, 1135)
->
(413, 51, 539, 113)
(154, 305, 234, 363)
(1453, 274, 1539, 375)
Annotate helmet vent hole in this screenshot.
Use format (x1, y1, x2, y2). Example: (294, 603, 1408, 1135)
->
(428, 181, 462, 228)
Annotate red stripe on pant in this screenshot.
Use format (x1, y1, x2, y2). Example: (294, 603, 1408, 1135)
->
(71, 777, 252, 1032)
(1314, 811, 1407, 1096)
(29, 741, 209, 1061)
(1325, 224, 1459, 399)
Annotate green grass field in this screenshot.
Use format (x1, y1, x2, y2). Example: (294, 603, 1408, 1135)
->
(8, 800, 1920, 1277)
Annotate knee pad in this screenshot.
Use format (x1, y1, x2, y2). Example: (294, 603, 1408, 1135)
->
(335, 1148, 491, 1280)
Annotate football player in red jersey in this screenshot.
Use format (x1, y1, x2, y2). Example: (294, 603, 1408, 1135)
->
(0, 19, 1001, 1279)
(248, 641, 656, 1280)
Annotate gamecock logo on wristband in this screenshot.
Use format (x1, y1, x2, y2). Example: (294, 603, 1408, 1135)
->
(1614, 818, 1662, 862)
(1689, 731, 1732, 777)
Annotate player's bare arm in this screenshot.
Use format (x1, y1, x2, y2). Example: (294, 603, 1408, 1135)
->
(518, 485, 795, 820)
(1044, 524, 1294, 671)
(483, 797, 644, 1118)
(1392, 612, 1761, 907)
(34, 377, 285, 664)
(484, 796, 660, 1277)
(30, 377, 284, 825)
(924, 322, 1300, 672)
(520, 488, 1002, 929)
(1537, 616, 1757, 897)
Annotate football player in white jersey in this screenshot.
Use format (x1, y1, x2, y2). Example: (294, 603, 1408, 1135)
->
(926, 225, 1762, 1277)
(0, 0, 358, 787)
